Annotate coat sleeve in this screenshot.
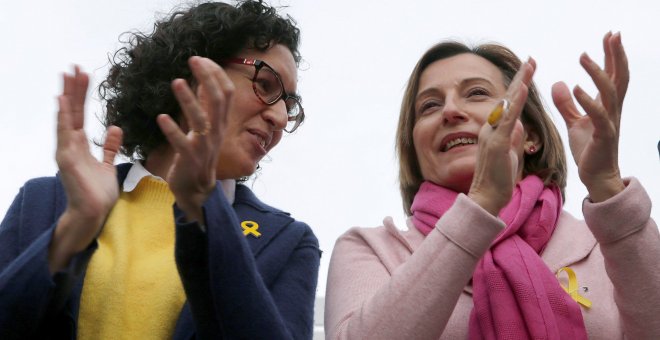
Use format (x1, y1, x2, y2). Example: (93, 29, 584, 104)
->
(174, 186, 320, 340)
(324, 194, 504, 340)
(0, 178, 95, 339)
(582, 177, 660, 339)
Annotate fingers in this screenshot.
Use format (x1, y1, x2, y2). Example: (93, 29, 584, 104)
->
(579, 53, 617, 117)
(71, 66, 89, 129)
(551, 81, 582, 128)
(495, 60, 535, 135)
(192, 57, 234, 129)
(572, 85, 612, 134)
(59, 66, 89, 132)
(603, 31, 614, 76)
(498, 84, 529, 135)
(600, 31, 629, 107)
(506, 58, 536, 98)
(61, 66, 89, 129)
(610, 32, 629, 102)
(171, 76, 209, 135)
(156, 113, 191, 154)
(56, 95, 73, 135)
(172, 57, 234, 137)
(102, 126, 123, 166)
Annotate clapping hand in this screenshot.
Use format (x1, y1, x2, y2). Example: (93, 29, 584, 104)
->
(552, 32, 628, 202)
(49, 66, 123, 273)
(156, 57, 234, 223)
(468, 59, 536, 215)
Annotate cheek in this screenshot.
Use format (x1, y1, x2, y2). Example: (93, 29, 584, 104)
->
(227, 91, 258, 120)
(412, 120, 431, 153)
(470, 104, 495, 125)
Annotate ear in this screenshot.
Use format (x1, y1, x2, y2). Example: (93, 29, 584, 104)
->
(523, 127, 542, 155)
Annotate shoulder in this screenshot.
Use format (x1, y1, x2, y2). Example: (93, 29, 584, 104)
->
(234, 183, 291, 216)
(19, 176, 63, 206)
(22, 175, 59, 191)
(15, 163, 132, 214)
(334, 217, 417, 257)
(329, 217, 419, 276)
(21, 163, 132, 193)
(233, 184, 318, 245)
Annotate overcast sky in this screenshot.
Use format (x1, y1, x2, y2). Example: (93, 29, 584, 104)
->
(1, 0, 658, 296)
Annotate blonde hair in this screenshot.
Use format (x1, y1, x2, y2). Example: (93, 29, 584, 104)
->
(396, 41, 567, 215)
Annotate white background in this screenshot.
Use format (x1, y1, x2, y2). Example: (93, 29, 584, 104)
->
(1, 0, 658, 297)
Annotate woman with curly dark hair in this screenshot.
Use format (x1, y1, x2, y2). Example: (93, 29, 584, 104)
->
(0, 1, 320, 339)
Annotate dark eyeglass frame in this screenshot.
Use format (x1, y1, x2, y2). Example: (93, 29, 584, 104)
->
(222, 58, 304, 133)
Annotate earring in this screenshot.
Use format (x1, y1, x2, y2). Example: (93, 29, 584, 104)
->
(528, 145, 537, 154)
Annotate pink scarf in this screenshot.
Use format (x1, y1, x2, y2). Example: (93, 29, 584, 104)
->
(411, 175, 588, 339)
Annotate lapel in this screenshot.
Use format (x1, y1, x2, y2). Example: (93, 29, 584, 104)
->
(232, 184, 294, 258)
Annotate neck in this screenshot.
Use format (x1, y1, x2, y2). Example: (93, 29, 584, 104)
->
(144, 145, 176, 179)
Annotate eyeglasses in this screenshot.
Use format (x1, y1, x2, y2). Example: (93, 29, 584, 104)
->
(222, 58, 304, 133)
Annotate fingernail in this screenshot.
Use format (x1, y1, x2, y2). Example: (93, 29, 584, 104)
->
(580, 52, 593, 65)
(573, 84, 585, 96)
(527, 56, 536, 68)
(189, 56, 201, 64)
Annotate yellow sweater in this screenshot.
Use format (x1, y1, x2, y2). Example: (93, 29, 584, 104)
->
(78, 177, 186, 340)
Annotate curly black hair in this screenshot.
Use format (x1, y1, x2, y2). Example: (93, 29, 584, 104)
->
(99, 0, 301, 160)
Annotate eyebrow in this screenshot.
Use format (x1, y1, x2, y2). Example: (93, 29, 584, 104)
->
(415, 76, 496, 102)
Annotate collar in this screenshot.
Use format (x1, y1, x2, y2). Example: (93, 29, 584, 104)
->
(123, 162, 236, 204)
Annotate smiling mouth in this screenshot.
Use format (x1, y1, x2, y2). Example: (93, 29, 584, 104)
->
(443, 137, 477, 152)
(257, 136, 267, 148)
(248, 129, 270, 149)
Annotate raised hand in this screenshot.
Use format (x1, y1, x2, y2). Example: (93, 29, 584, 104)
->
(552, 32, 628, 202)
(156, 57, 234, 222)
(468, 59, 536, 216)
(49, 66, 123, 273)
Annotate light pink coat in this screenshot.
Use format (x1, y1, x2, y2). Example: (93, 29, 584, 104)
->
(325, 178, 660, 339)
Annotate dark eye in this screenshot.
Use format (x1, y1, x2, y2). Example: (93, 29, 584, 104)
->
(254, 77, 276, 94)
(467, 87, 490, 98)
(417, 100, 443, 116)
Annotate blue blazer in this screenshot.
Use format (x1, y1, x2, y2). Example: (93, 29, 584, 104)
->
(0, 163, 320, 339)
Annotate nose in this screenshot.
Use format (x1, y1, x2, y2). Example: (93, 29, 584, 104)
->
(441, 96, 467, 125)
(262, 99, 288, 131)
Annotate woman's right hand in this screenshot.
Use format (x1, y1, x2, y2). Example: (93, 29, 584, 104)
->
(467, 59, 536, 216)
(48, 66, 123, 274)
(156, 57, 233, 223)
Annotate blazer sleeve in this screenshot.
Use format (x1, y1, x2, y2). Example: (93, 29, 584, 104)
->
(582, 177, 660, 339)
(174, 185, 320, 340)
(0, 178, 95, 339)
(324, 194, 504, 340)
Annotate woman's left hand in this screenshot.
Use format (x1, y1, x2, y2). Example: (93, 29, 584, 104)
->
(157, 56, 235, 222)
(552, 32, 628, 202)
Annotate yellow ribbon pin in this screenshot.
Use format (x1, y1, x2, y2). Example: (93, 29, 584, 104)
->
(556, 267, 592, 308)
(241, 220, 261, 238)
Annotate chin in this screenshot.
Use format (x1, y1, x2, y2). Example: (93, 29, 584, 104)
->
(235, 162, 258, 179)
(424, 163, 476, 193)
(215, 156, 259, 180)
